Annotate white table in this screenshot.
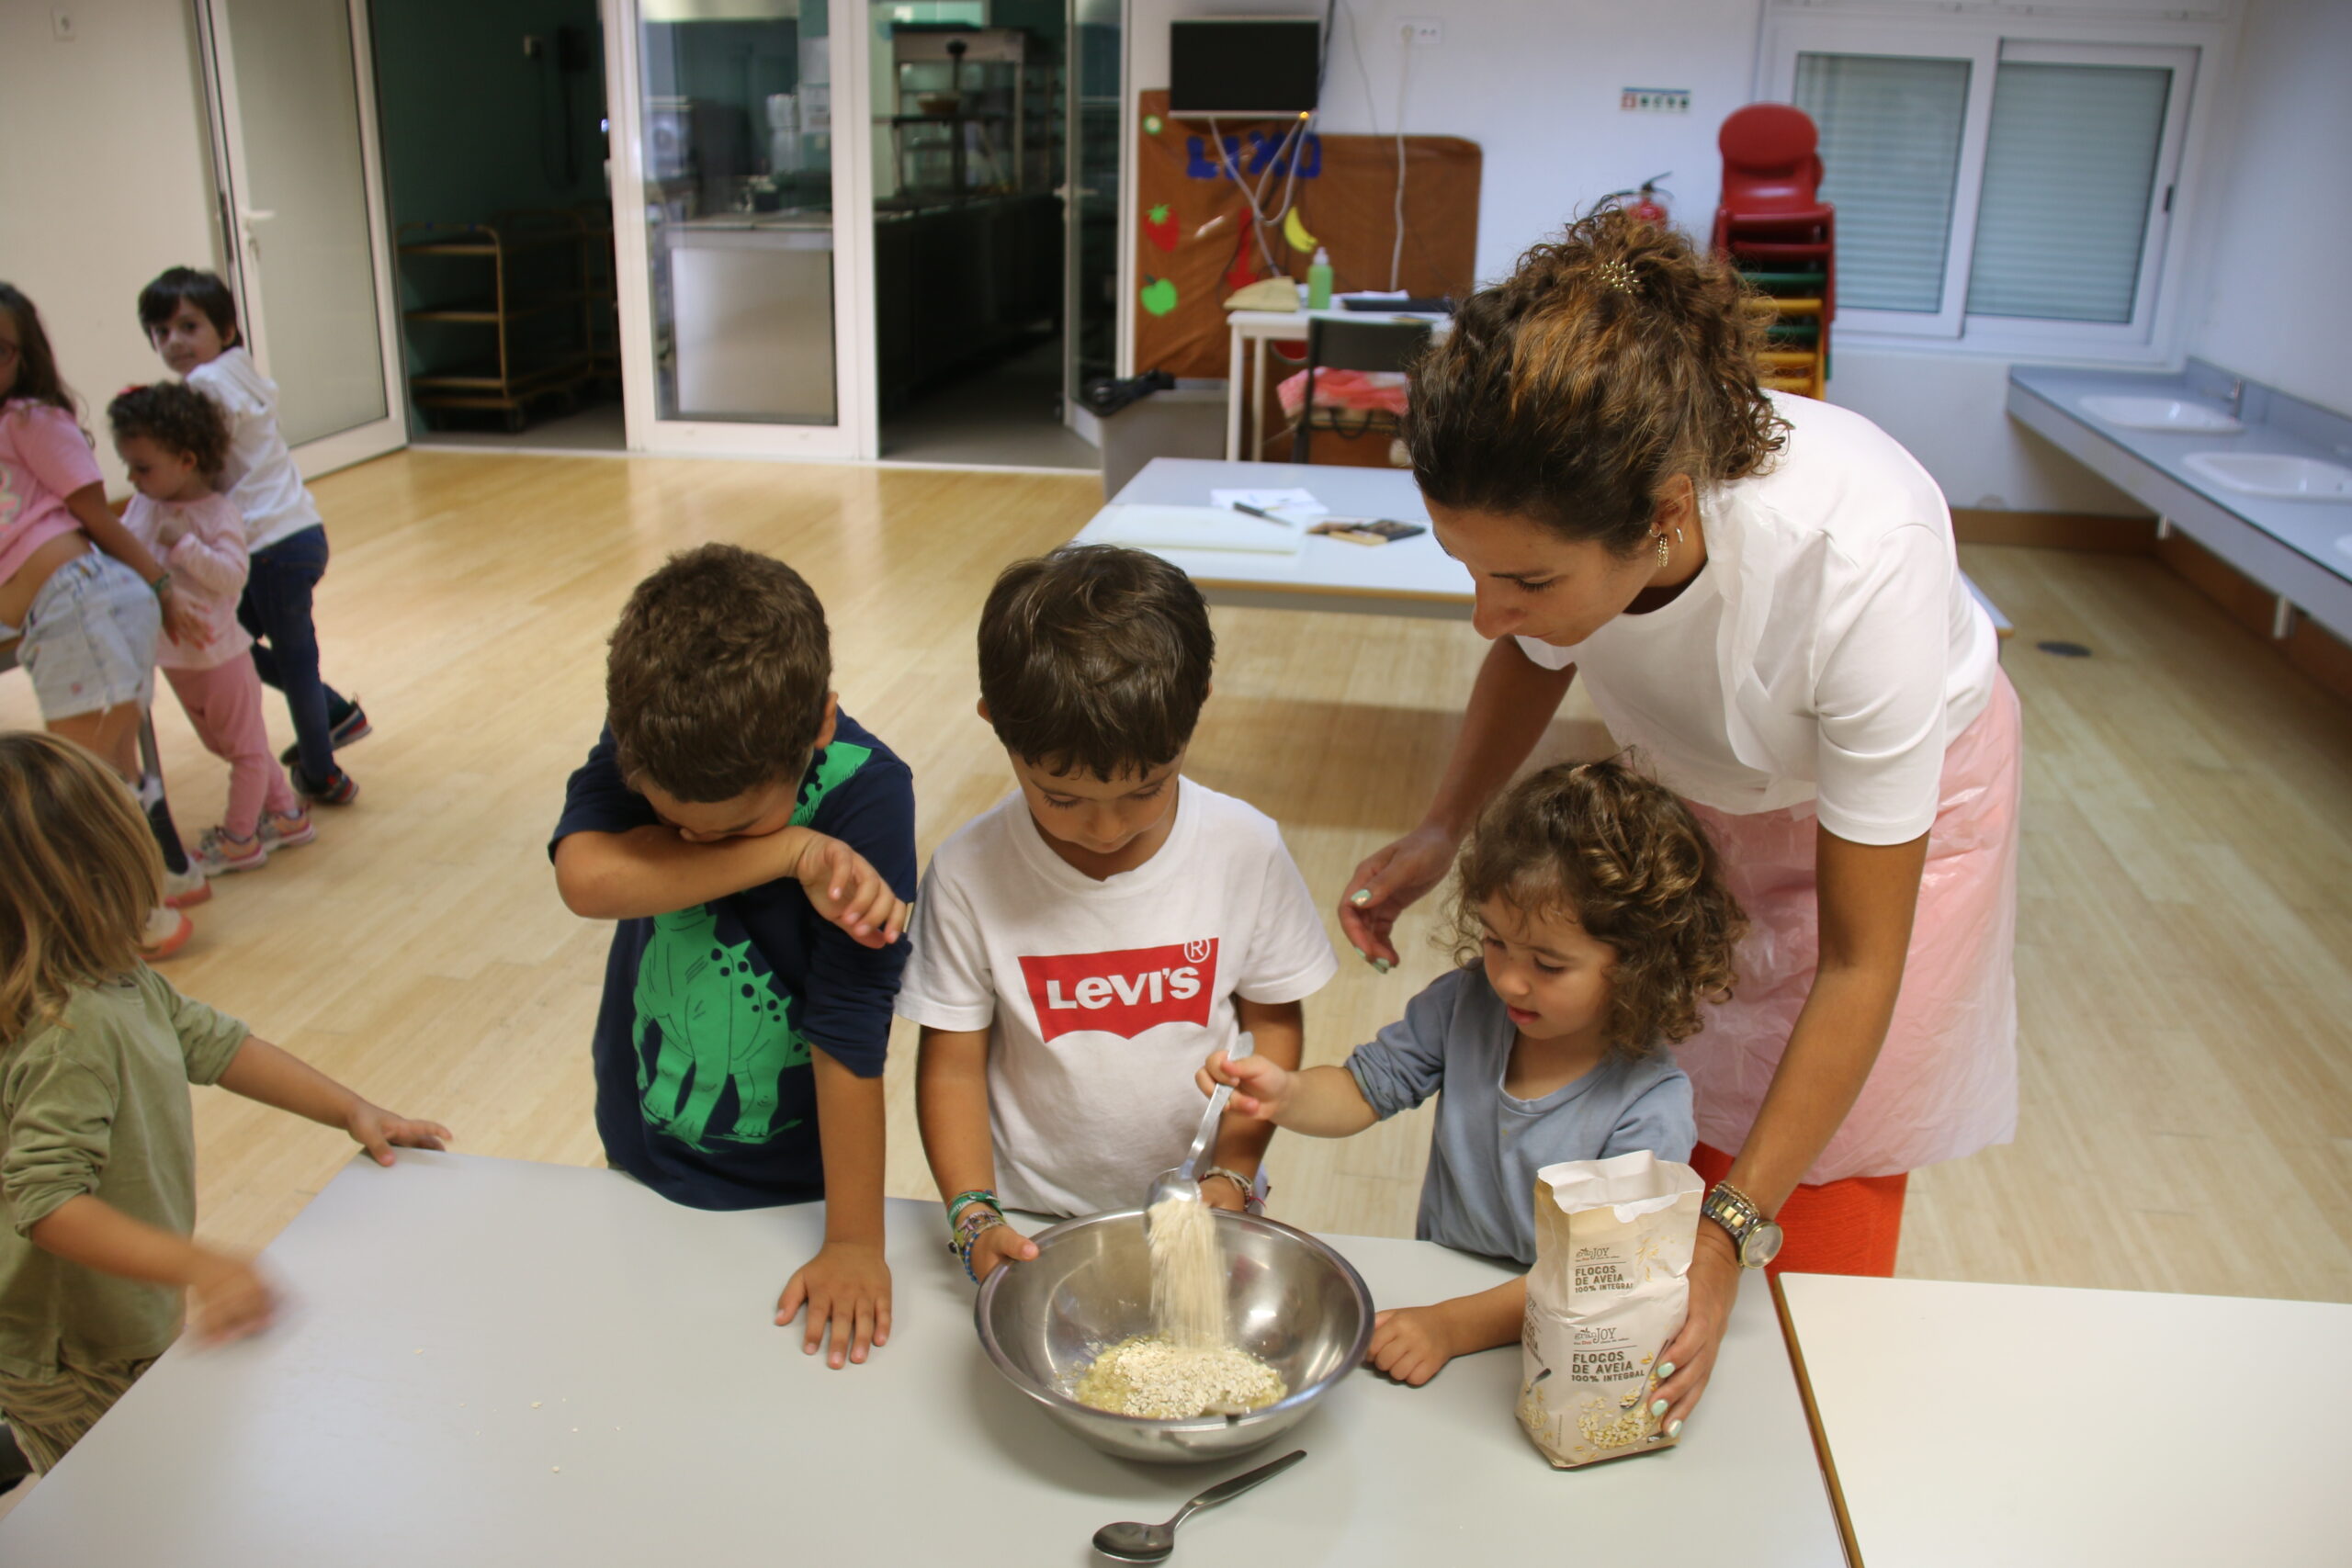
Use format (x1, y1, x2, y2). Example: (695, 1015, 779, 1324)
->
(2, 1153, 1845, 1566)
(1778, 1273, 2352, 1567)
(1224, 309, 1447, 461)
(1081, 457, 1473, 620)
(1082, 457, 2015, 638)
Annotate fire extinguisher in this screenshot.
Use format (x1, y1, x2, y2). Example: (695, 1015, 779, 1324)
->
(1629, 173, 1672, 225)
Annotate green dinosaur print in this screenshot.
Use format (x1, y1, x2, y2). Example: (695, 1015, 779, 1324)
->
(629, 742, 872, 1149)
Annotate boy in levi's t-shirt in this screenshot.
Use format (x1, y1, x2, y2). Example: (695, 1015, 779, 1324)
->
(899, 546, 1336, 1282)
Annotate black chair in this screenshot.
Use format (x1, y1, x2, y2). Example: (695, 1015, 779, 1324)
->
(1292, 316, 1432, 464)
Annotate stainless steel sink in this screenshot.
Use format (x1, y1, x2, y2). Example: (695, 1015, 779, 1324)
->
(2080, 394, 2243, 434)
(2183, 452, 2352, 502)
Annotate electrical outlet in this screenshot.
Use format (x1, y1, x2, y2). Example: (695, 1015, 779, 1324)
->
(1401, 17, 1442, 46)
(51, 9, 77, 41)
(1621, 87, 1691, 114)
(522, 33, 544, 59)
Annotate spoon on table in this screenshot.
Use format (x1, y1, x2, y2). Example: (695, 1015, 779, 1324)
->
(1091, 1448, 1306, 1563)
(1144, 1032, 1255, 1232)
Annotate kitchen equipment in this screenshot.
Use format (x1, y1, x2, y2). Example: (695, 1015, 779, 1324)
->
(1144, 1032, 1252, 1232)
(974, 1209, 1373, 1463)
(1091, 1449, 1308, 1563)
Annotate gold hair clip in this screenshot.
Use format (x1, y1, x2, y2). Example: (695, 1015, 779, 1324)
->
(1598, 260, 1639, 296)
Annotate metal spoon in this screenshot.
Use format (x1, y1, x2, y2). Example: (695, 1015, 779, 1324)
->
(1091, 1448, 1306, 1563)
(1145, 1032, 1255, 1233)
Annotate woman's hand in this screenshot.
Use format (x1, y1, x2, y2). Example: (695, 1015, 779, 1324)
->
(1196, 1048, 1291, 1120)
(1338, 824, 1461, 968)
(1651, 1225, 1742, 1437)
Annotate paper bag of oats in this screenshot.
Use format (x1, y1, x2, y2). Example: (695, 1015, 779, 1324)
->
(1516, 1149, 1705, 1468)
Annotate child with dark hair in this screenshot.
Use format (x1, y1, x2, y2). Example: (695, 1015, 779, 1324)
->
(1, 283, 207, 954)
(110, 384, 310, 874)
(903, 544, 1335, 1284)
(138, 267, 367, 805)
(1202, 758, 1737, 1389)
(550, 543, 913, 1370)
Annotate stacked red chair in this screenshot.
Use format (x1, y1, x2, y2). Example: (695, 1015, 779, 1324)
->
(1712, 104, 1835, 399)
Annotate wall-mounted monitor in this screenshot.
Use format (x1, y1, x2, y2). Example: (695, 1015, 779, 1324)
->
(1169, 18, 1321, 118)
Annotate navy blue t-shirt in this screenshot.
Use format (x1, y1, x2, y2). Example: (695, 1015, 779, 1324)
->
(548, 710, 915, 1210)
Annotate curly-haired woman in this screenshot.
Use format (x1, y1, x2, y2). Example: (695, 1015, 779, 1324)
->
(1335, 209, 2021, 1432)
(1200, 758, 1745, 1390)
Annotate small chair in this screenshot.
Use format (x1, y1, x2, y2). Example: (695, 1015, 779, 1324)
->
(1289, 316, 1432, 465)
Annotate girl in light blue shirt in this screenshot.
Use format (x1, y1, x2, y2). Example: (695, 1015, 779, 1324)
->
(1201, 758, 1744, 1386)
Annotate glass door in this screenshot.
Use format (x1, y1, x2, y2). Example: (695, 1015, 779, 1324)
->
(193, 0, 406, 474)
(1064, 0, 1121, 419)
(609, 0, 876, 458)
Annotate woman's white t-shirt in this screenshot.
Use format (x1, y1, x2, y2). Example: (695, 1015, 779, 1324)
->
(896, 780, 1337, 1217)
(1517, 393, 1999, 844)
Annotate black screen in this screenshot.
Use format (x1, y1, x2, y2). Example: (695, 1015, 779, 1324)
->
(1169, 19, 1321, 117)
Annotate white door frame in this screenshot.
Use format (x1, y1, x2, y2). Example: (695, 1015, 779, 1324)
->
(191, 0, 409, 479)
(602, 0, 880, 461)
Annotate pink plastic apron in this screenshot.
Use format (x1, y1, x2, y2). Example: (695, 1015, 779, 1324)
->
(1675, 668, 2022, 1184)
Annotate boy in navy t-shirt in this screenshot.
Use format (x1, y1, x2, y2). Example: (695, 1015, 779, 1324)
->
(549, 544, 913, 1368)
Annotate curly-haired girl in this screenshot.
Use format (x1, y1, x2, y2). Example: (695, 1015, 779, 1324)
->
(110, 383, 310, 874)
(1200, 757, 1743, 1386)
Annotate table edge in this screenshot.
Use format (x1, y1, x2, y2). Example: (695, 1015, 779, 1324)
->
(1772, 1273, 1864, 1568)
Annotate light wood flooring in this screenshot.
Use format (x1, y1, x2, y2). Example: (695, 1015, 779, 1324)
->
(5, 449, 2347, 1304)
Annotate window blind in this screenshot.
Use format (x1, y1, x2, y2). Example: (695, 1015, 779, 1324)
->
(1794, 52, 1972, 314)
(1965, 63, 2172, 323)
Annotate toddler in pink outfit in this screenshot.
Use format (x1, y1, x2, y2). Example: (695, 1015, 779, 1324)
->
(108, 383, 311, 874)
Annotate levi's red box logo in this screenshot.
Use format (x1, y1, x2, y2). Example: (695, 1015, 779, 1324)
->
(1018, 939, 1218, 1043)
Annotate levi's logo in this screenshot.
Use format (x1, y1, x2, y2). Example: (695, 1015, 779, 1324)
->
(1018, 939, 1218, 1043)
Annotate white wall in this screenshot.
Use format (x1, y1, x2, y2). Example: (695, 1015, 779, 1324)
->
(2189, 0, 2350, 417)
(0, 1, 221, 494)
(1125, 0, 2233, 514)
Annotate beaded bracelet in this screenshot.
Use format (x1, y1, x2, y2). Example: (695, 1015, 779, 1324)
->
(1201, 1166, 1264, 1213)
(944, 1189, 1001, 1236)
(953, 1208, 1008, 1282)
(148, 570, 173, 600)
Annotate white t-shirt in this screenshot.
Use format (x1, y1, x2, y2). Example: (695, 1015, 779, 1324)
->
(896, 780, 1338, 1217)
(1517, 393, 1999, 844)
(187, 348, 322, 552)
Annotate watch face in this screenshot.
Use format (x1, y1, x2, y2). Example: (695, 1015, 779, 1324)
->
(1744, 1220, 1786, 1269)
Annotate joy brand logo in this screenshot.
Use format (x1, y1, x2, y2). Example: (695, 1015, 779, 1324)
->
(1019, 939, 1219, 1042)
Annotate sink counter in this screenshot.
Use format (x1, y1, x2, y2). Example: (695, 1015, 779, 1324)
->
(2008, 359, 2352, 641)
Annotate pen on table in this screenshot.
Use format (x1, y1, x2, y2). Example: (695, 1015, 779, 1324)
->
(1227, 500, 1295, 525)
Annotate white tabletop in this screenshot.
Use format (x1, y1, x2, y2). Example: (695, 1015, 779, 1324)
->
(4, 1153, 1844, 1566)
(1080, 457, 1475, 619)
(1779, 1272, 2352, 1567)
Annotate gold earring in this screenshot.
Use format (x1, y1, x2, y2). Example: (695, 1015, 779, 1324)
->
(1655, 531, 1669, 568)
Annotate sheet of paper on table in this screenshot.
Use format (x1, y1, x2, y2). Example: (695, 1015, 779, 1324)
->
(1091, 503, 1306, 556)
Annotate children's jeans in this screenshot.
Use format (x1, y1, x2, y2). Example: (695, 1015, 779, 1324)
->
(164, 653, 300, 840)
(235, 525, 350, 784)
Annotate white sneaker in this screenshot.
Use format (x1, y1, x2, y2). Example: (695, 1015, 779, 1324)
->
(141, 905, 193, 959)
(163, 863, 211, 909)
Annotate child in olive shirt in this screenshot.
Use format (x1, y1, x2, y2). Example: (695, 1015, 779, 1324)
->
(0, 733, 447, 1472)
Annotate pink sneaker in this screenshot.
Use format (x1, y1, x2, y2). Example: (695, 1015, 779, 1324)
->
(260, 807, 316, 851)
(192, 827, 268, 875)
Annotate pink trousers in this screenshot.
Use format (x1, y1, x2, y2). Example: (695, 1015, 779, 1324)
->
(1677, 669, 2024, 1184)
(163, 655, 300, 840)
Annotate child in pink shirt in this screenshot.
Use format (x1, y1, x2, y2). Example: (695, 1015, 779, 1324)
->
(108, 384, 310, 874)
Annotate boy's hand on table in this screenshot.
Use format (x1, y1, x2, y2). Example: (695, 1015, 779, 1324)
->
(776, 1241, 892, 1368)
(187, 1251, 277, 1345)
(1196, 1049, 1291, 1121)
(1365, 1305, 1458, 1387)
(791, 832, 910, 949)
(345, 1102, 453, 1167)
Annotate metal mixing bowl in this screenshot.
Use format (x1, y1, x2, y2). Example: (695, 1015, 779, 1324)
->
(974, 1208, 1374, 1464)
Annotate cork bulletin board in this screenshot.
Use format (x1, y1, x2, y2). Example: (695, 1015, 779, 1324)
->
(1132, 89, 1481, 381)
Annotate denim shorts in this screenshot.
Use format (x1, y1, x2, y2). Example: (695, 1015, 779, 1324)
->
(5, 552, 160, 720)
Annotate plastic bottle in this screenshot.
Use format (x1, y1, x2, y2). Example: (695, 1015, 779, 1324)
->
(1306, 247, 1333, 310)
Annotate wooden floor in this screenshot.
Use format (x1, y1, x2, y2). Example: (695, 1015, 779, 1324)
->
(6, 448, 2348, 1304)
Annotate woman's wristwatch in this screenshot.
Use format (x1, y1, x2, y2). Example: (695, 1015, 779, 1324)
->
(1701, 1180, 1785, 1269)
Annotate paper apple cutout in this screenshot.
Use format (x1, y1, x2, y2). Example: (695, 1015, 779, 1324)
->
(1143, 203, 1179, 253)
(1140, 276, 1179, 317)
